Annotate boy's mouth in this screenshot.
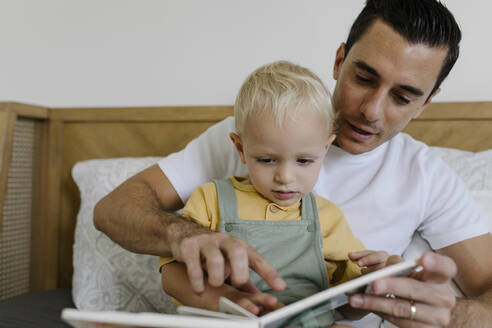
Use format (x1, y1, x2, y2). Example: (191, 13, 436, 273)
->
(273, 191, 298, 200)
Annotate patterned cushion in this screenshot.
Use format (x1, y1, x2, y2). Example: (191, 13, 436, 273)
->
(71, 157, 176, 313)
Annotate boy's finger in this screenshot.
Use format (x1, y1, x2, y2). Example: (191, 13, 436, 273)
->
(348, 250, 374, 260)
(238, 281, 261, 294)
(356, 251, 391, 267)
(236, 298, 261, 315)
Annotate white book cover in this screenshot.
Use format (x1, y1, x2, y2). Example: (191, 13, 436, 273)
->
(62, 259, 419, 328)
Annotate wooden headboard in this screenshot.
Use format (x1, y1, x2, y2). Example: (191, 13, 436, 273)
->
(0, 101, 491, 296)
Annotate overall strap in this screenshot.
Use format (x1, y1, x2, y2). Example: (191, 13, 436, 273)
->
(301, 192, 318, 228)
(302, 192, 325, 271)
(213, 178, 239, 223)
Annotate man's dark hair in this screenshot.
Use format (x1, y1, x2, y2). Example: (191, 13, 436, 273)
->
(344, 0, 461, 97)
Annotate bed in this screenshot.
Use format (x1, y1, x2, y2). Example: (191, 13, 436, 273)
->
(0, 101, 491, 327)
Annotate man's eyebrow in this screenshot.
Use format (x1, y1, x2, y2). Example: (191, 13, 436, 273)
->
(354, 60, 424, 97)
(355, 61, 380, 78)
(399, 85, 424, 97)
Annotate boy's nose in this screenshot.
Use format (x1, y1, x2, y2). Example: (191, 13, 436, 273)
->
(274, 164, 295, 184)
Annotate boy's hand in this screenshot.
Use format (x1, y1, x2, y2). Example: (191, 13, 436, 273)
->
(349, 250, 391, 274)
(227, 288, 284, 316)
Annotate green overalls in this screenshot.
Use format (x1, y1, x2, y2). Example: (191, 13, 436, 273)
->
(214, 178, 335, 327)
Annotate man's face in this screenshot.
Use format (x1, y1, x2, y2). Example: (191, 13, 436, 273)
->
(331, 19, 448, 154)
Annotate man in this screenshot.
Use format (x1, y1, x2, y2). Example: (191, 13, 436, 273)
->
(94, 1, 492, 327)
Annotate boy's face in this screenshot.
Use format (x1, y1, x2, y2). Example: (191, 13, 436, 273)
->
(230, 109, 335, 207)
(331, 19, 448, 154)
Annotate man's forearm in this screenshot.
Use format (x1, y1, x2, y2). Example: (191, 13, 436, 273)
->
(450, 289, 492, 327)
(93, 177, 201, 257)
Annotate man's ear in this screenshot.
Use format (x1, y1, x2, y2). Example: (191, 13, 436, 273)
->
(229, 132, 247, 164)
(325, 134, 337, 151)
(414, 88, 441, 119)
(333, 43, 346, 80)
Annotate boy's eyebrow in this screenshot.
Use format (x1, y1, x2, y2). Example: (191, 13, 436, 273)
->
(354, 60, 424, 97)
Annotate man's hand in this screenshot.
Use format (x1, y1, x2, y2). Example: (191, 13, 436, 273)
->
(169, 223, 286, 294)
(347, 252, 457, 327)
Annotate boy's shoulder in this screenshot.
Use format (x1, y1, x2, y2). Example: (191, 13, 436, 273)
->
(313, 194, 344, 217)
(187, 181, 219, 203)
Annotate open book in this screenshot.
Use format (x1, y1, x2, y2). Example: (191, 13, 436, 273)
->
(61, 259, 419, 328)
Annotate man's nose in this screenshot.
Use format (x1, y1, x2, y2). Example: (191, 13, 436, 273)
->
(360, 88, 386, 123)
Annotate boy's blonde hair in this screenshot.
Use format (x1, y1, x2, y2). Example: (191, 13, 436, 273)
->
(234, 60, 336, 136)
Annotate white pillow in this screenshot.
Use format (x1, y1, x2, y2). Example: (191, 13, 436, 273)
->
(72, 157, 177, 313)
(403, 147, 492, 263)
(472, 190, 492, 232)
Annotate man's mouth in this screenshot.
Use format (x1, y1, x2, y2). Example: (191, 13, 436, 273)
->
(345, 120, 379, 142)
(348, 121, 375, 135)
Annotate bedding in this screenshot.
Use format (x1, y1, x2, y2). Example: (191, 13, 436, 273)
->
(0, 289, 73, 328)
(70, 146, 492, 313)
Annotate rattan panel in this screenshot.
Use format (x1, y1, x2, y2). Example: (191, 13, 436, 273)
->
(0, 118, 40, 301)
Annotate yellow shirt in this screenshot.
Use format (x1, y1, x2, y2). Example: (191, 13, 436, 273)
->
(160, 176, 365, 285)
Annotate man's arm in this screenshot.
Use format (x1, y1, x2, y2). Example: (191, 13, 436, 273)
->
(94, 164, 285, 293)
(94, 164, 185, 256)
(437, 233, 492, 327)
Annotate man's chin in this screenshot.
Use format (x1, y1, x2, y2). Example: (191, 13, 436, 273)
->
(336, 136, 379, 155)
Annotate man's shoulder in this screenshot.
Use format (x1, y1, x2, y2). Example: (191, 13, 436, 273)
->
(193, 116, 236, 140)
(390, 133, 464, 186)
(388, 133, 429, 154)
(212, 116, 235, 132)
(388, 133, 439, 164)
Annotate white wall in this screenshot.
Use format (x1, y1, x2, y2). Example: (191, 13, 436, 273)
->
(0, 0, 490, 107)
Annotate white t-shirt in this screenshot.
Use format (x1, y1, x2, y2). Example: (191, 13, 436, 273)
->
(158, 116, 488, 327)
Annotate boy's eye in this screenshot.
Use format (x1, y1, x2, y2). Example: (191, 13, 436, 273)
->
(297, 158, 313, 164)
(257, 158, 274, 163)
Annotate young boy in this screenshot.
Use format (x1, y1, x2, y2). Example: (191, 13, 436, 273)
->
(160, 61, 382, 326)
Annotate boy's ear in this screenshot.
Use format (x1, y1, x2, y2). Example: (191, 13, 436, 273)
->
(325, 134, 336, 151)
(229, 133, 247, 164)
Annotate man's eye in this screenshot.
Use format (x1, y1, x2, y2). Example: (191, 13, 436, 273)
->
(393, 92, 410, 105)
(356, 74, 372, 83)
